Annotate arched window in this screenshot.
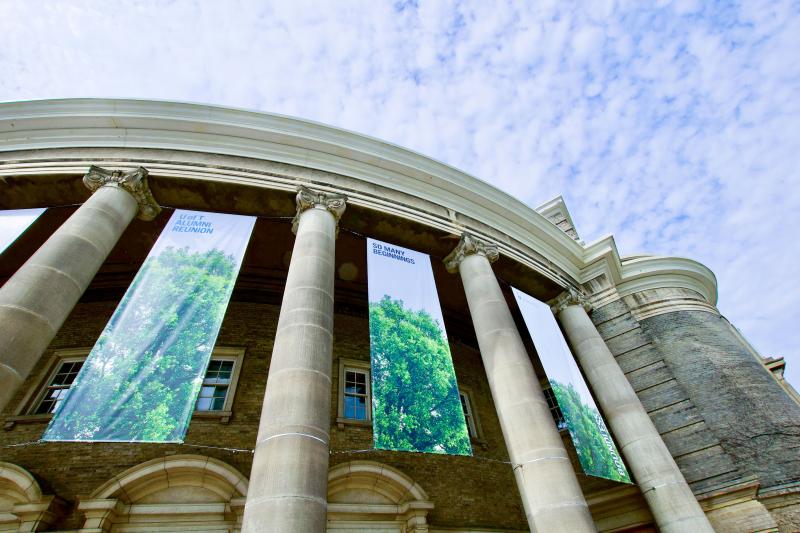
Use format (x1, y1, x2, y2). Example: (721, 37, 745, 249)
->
(0, 461, 61, 531)
(78, 454, 247, 532)
(327, 461, 433, 532)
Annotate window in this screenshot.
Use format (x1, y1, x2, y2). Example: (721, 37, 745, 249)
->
(3, 348, 89, 429)
(458, 387, 484, 442)
(337, 358, 371, 427)
(33, 359, 84, 414)
(4, 347, 244, 429)
(193, 347, 245, 423)
(459, 391, 477, 438)
(543, 385, 567, 430)
(197, 359, 235, 412)
(344, 369, 369, 420)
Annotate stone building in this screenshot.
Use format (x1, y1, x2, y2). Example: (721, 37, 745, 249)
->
(0, 99, 798, 532)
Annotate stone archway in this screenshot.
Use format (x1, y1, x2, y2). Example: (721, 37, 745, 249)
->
(327, 461, 433, 533)
(0, 462, 62, 532)
(78, 454, 247, 532)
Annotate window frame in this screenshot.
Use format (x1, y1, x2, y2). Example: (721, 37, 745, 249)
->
(458, 386, 485, 444)
(337, 358, 372, 428)
(542, 381, 568, 431)
(4, 347, 244, 428)
(192, 347, 245, 424)
(4, 348, 90, 429)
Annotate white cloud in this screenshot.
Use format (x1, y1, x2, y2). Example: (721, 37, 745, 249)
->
(1, 0, 799, 385)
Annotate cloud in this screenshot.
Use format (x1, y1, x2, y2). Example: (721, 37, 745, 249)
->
(1, 0, 799, 385)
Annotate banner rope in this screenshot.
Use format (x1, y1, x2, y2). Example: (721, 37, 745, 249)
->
(0, 440, 623, 482)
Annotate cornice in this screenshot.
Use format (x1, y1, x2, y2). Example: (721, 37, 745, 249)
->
(579, 236, 718, 306)
(0, 98, 719, 305)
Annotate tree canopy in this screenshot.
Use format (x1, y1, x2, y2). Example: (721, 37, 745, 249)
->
(550, 380, 630, 482)
(369, 296, 472, 456)
(45, 246, 237, 442)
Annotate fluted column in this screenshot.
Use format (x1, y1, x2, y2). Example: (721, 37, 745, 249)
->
(554, 291, 714, 533)
(242, 186, 346, 533)
(0, 166, 159, 412)
(444, 234, 596, 533)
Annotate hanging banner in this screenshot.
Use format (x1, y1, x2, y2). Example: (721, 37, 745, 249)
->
(44, 210, 255, 443)
(367, 238, 471, 456)
(0, 208, 46, 254)
(512, 288, 631, 483)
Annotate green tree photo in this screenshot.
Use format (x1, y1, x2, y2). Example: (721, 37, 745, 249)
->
(369, 296, 472, 456)
(45, 246, 237, 442)
(550, 380, 631, 483)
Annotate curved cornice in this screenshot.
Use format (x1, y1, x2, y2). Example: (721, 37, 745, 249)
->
(0, 98, 718, 305)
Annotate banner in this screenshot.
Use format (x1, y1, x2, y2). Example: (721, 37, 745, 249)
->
(0, 208, 46, 254)
(44, 210, 255, 443)
(512, 288, 631, 483)
(367, 238, 471, 456)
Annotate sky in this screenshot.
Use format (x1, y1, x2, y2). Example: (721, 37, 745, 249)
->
(1, 1, 798, 385)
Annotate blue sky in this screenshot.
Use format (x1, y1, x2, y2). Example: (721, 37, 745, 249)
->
(1, 1, 798, 385)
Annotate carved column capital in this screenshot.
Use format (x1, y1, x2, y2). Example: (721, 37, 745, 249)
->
(292, 185, 347, 235)
(83, 166, 161, 221)
(443, 233, 499, 273)
(550, 286, 592, 315)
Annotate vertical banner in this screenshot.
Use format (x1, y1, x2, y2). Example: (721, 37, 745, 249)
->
(44, 210, 255, 443)
(0, 208, 46, 254)
(367, 238, 472, 456)
(512, 288, 631, 483)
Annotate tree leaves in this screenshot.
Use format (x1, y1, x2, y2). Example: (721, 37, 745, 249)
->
(550, 380, 630, 483)
(369, 296, 472, 456)
(45, 246, 237, 442)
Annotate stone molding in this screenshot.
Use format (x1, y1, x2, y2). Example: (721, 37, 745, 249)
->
(696, 478, 779, 532)
(80, 454, 248, 532)
(83, 165, 161, 221)
(327, 461, 433, 533)
(0, 99, 718, 302)
(443, 233, 499, 273)
(291, 185, 347, 235)
(550, 287, 591, 315)
(622, 286, 720, 321)
(0, 461, 64, 531)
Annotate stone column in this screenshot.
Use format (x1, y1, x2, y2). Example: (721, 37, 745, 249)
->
(242, 186, 346, 533)
(0, 166, 159, 412)
(554, 290, 714, 533)
(444, 234, 596, 533)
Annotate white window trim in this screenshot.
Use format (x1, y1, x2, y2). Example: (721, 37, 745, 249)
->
(541, 380, 568, 432)
(337, 358, 372, 428)
(4, 348, 90, 428)
(192, 347, 245, 424)
(4, 347, 245, 428)
(458, 386, 485, 444)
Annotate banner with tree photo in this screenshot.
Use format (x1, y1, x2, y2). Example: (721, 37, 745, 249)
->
(512, 288, 631, 483)
(367, 238, 471, 456)
(44, 209, 255, 443)
(0, 208, 46, 254)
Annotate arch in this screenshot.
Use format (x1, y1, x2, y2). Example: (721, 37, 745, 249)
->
(0, 462, 61, 531)
(327, 461, 433, 533)
(80, 455, 247, 532)
(89, 453, 248, 503)
(328, 460, 429, 504)
(0, 462, 43, 507)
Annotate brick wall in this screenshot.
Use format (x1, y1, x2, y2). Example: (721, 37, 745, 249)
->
(640, 309, 800, 491)
(0, 299, 529, 531)
(589, 299, 744, 495)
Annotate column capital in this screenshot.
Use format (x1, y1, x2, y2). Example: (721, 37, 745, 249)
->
(550, 286, 592, 315)
(292, 185, 347, 235)
(443, 233, 499, 273)
(83, 166, 161, 221)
